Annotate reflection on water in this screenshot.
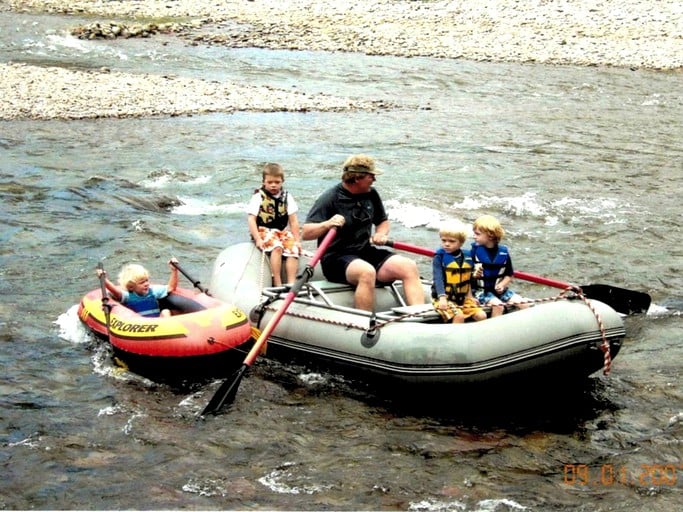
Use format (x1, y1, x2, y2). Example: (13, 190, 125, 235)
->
(1, 9, 682, 512)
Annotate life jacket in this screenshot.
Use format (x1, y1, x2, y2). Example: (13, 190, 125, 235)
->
(432, 250, 474, 303)
(124, 291, 161, 317)
(470, 243, 509, 293)
(256, 188, 289, 231)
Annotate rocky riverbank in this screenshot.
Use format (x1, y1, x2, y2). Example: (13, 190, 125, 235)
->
(0, 61, 393, 120)
(3, 0, 682, 120)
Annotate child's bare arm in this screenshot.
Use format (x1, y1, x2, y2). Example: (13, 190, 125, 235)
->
(495, 276, 512, 293)
(247, 215, 264, 248)
(167, 258, 179, 292)
(95, 268, 123, 300)
(288, 213, 301, 243)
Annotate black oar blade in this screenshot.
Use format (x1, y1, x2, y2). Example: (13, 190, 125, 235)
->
(582, 284, 651, 315)
(199, 364, 248, 417)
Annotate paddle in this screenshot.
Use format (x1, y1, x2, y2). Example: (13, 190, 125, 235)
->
(512, 271, 651, 315)
(169, 259, 210, 295)
(96, 261, 112, 336)
(199, 228, 337, 416)
(385, 240, 651, 315)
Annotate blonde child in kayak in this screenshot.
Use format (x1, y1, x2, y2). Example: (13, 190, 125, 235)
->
(247, 163, 302, 286)
(431, 221, 487, 323)
(95, 258, 179, 317)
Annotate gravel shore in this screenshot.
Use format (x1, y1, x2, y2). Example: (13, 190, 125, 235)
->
(0, 62, 393, 120)
(3, 0, 682, 120)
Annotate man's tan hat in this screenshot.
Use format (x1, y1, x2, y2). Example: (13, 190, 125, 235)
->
(342, 154, 383, 175)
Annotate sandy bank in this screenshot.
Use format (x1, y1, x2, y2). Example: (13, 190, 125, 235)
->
(3, 0, 682, 121)
(0, 61, 390, 120)
(10, 0, 683, 69)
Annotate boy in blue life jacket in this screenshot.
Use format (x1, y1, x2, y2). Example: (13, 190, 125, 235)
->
(470, 215, 528, 317)
(431, 222, 487, 323)
(96, 258, 178, 317)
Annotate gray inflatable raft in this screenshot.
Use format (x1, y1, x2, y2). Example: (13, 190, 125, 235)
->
(209, 243, 625, 387)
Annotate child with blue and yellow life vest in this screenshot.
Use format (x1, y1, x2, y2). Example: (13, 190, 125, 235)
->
(95, 258, 179, 318)
(247, 163, 302, 286)
(470, 215, 528, 317)
(431, 222, 487, 323)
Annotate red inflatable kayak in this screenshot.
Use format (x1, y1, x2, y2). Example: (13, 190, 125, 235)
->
(78, 287, 253, 378)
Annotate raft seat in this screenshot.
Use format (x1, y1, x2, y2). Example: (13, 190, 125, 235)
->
(306, 281, 355, 308)
(390, 304, 441, 322)
(305, 280, 409, 310)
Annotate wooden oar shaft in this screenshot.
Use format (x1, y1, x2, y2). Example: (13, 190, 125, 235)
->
(386, 240, 435, 257)
(386, 239, 650, 314)
(511, 270, 576, 290)
(199, 229, 338, 416)
(388, 240, 577, 289)
(243, 294, 293, 366)
(242, 227, 336, 368)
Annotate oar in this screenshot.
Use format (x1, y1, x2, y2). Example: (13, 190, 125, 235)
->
(512, 271, 651, 315)
(385, 240, 651, 315)
(169, 259, 210, 295)
(96, 261, 112, 336)
(199, 227, 337, 416)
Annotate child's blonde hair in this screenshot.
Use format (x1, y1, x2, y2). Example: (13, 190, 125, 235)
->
(262, 163, 285, 180)
(473, 215, 505, 243)
(118, 264, 150, 291)
(438, 221, 468, 243)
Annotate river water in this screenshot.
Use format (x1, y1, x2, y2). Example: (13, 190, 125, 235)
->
(1, 10, 681, 512)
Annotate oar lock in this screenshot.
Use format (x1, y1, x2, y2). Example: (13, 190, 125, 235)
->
(361, 314, 380, 347)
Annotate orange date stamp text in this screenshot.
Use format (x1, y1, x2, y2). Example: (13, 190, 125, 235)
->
(563, 463, 681, 487)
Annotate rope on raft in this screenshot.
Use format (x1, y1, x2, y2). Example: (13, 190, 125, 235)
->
(562, 286, 611, 375)
(474, 287, 611, 376)
(488, 286, 611, 375)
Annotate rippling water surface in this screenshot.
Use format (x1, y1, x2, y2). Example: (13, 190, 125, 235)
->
(1, 11, 681, 511)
